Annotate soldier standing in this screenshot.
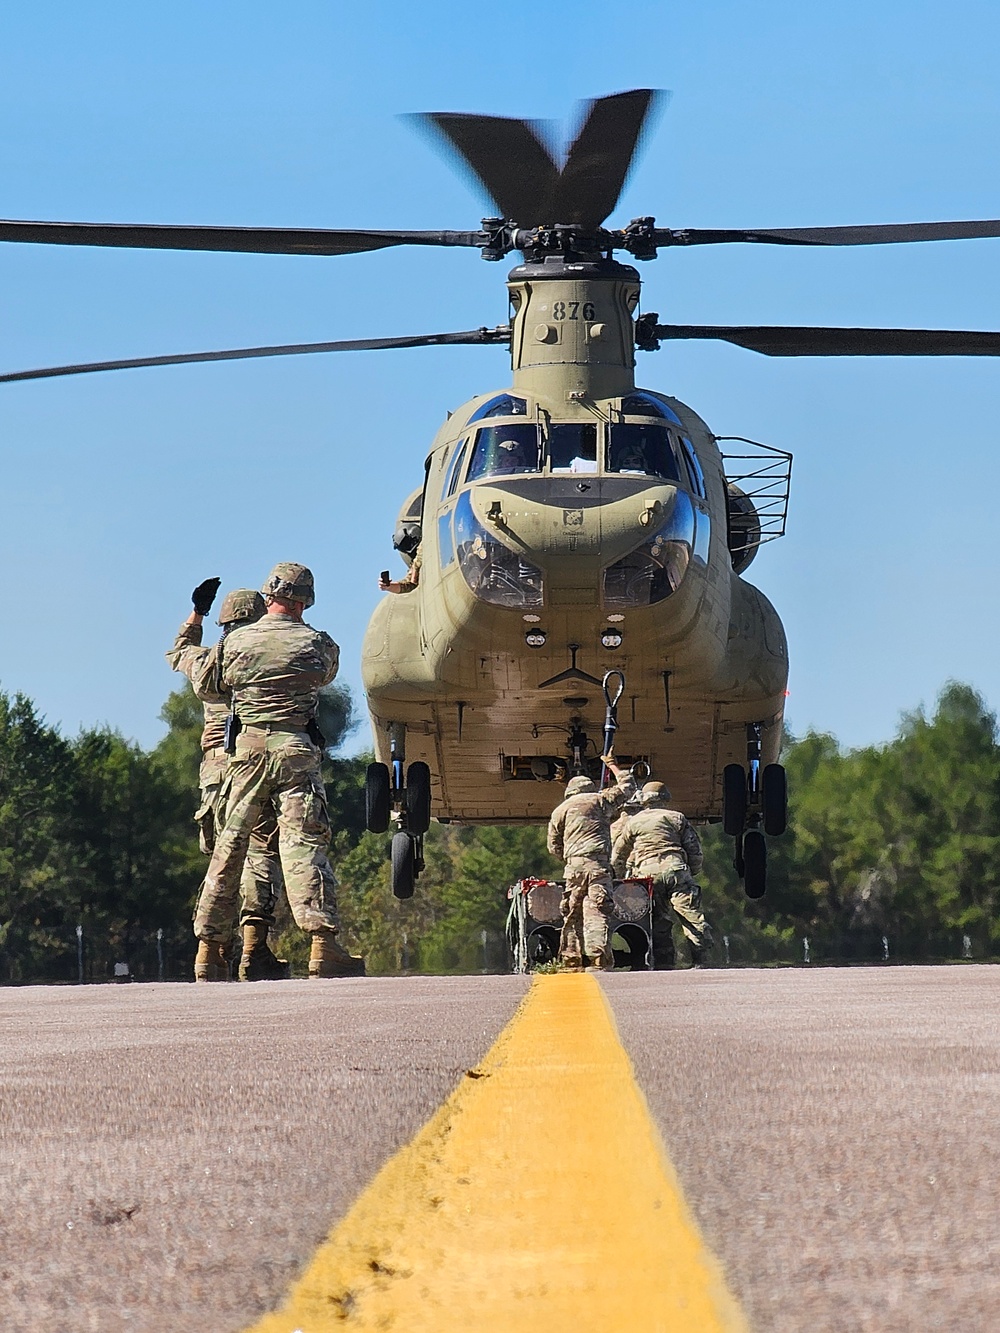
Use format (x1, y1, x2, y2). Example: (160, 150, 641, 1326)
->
(611, 781, 714, 968)
(188, 563, 364, 980)
(547, 757, 636, 970)
(166, 579, 289, 982)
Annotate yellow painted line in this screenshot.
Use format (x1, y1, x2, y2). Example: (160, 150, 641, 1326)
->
(246, 974, 747, 1332)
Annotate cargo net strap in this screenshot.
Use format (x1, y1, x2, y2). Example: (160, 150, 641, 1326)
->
(717, 436, 793, 551)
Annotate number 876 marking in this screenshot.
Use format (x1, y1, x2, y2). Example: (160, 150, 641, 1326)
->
(552, 301, 596, 321)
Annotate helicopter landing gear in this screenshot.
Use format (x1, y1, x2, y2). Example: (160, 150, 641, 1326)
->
(369, 725, 431, 897)
(391, 829, 424, 899)
(725, 723, 787, 898)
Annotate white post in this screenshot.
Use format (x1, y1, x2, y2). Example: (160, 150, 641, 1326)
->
(76, 924, 83, 984)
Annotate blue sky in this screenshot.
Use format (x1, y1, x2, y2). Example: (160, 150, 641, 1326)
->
(2, 0, 1000, 751)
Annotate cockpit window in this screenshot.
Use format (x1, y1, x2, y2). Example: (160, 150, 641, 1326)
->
(466, 424, 541, 481)
(607, 423, 682, 482)
(621, 392, 683, 425)
(467, 393, 528, 424)
(550, 423, 598, 474)
(445, 440, 469, 497)
(678, 436, 707, 498)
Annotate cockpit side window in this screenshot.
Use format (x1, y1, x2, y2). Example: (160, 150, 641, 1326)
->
(467, 393, 528, 424)
(444, 439, 469, 497)
(678, 436, 707, 498)
(607, 423, 682, 482)
(466, 424, 541, 481)
(549, 423, 598, 474)
(621, 392, 683, 425)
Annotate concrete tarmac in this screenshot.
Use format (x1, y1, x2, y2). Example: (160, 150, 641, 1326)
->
(604, 967, 1000, 1332)
(2, 967, 999, 1331)
(0, 977, 528, 1333)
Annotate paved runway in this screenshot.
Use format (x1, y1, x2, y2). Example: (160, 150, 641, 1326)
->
(2, 967, 999, 1331)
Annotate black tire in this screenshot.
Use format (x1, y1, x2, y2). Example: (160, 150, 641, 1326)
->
(405, 761, 432, 835)
(743, 829, 767, 899)
(365, 762, 391, 833)
(723, 764, 747, 836)
(391, 832, 416, 899)
(762, 763, 787, 836)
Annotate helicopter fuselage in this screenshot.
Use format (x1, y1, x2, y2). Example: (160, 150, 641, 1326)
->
(362, 258, 788, 823)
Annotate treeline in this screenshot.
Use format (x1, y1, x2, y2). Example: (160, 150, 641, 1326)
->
(0, 679, 998, 982)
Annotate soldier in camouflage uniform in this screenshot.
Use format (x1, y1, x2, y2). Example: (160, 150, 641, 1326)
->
(166, 579, 289, 982)
(547, 757, 636, 970)
(187, 563, 364, 980)
(611, 780, 714, 967)
(379, 545, 421, 594)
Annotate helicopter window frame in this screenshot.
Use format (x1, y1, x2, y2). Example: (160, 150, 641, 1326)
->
(547, 421, 599, 475)
(606, 421, 683, 484)
(620, 392, 684, 425)
(678, 435, 707, 499)
(465, 422, 543, 483)
(444, 438, 470, 499)
(466, 393, 529, 425)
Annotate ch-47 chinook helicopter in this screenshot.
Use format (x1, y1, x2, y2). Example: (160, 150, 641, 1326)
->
(6, 90, 1000, 900)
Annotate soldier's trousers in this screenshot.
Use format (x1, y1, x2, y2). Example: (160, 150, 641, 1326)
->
(197, 748, 284, 928)
(652, 871, 713, 966)
(559, 858, 614, 969)
(194, 730, 339, 943)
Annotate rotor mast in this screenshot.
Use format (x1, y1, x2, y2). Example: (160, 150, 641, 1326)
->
(506, 257, 641, 403)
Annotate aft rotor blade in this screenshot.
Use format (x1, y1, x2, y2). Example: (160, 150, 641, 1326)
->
(551, 89, 662, 228)
(657, 324, 1000, 356)
(661, 219, 1000, 247)
(414, 112, 559, 227)
(0, 327, 512, 383)
(0, 220, 485, 257)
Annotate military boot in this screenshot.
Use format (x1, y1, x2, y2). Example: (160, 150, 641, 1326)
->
(194, 940, 229, 982)
(689, 944, 709, 969)
(308, 931, 366, 978)
(238, 922, 290, 982)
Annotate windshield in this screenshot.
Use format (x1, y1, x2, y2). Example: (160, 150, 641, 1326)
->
(550, 423, 598, 474)
(466, 424, 541, 482)
(607, 423, 682, 482)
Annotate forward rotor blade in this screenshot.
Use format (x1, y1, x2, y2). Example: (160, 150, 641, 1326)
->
(414, 112, 559, 226)
(661, 219, 1000, 247)
(0, 220, 485, 257)
(656, 324, 1000, 356)
(0, 327, 511, 383)
(551, 89, 662, 228)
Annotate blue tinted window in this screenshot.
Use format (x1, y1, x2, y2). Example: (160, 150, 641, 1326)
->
(444, 440, 468, 497)
(679, 436, 707, 498)
(438, 510, 455, 567)
(467, 424, 541, 481)
(467, 393, 528, 424)
(621, 392, 683, 425)
(603, 491, 694, 608)
(608, 423, 681, 482)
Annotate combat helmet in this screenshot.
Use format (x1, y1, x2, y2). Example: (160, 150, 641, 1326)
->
(261, 562, 315, 608)
(217, 588, 266, 627)
(565, 775, 597, 796)
(640, 780, 672, 804)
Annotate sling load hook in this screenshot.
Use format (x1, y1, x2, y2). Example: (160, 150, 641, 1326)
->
(600, 669, 626, 788)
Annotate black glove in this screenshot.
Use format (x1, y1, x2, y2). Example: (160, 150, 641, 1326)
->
(191, 577, 221, 615)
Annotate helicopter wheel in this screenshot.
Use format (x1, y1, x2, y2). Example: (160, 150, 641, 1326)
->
(722, 764, 747, 837)
(391, 831, 416, 899)
(405, 761, 432, 835)
(762, 763, 788, 836)
(742, 829, 767, 899)
(365, 762, 391, 833)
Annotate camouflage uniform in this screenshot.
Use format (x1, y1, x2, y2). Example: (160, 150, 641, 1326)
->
(166, 621, 283, 931)
(395, 547, 421, 593)
(187, 611, 341, 943)
(611, 789, 713, 966)
(547, 772, 636, 969)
